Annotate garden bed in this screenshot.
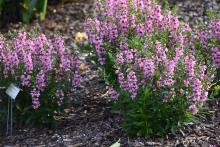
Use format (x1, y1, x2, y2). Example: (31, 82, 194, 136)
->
(0, 0, 220, 146)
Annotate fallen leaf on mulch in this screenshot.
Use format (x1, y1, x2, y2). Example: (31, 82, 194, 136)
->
(64, 108, 72, 114)
(79, 63, 88, 71)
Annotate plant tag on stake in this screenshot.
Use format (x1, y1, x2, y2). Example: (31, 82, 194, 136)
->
(6, 83, 20, 100)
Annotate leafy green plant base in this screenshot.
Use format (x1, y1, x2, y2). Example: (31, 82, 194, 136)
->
(113, 87, 192, 137)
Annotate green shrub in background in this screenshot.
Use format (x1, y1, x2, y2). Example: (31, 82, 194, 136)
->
(0, 0, 47, 26)
(0, 0, 4, 14)
(22, 0, 47, 23)
(0, 0, 22, 27)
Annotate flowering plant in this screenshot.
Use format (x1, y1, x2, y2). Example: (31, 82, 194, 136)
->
(84, 0, 216, 137)
(196, 19, 220, 69)
(0, 31, 80, 126)
(195, 10, 220, 97)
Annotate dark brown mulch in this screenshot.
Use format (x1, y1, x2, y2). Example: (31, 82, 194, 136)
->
(0, 0, 220, 146)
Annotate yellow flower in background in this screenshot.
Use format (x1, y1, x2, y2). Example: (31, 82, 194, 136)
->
(75, 32, 88, 42)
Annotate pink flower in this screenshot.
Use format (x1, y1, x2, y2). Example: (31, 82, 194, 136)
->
(31, 89, 41, 109)
(21, 74, 31, 87)
(136, 23, 145, 37)
(118, 72, 129, 90)
(107, 86, 119, 99)
(211, 47, 220, 68)
(189, 104, 198, 115)
(192, 78, 202, 101)
(184, 56, 195, 78)
(169, 16, 179, 31)
(36, 70, 46, 92)
(127, 71, 138, 98)
(156, 41, 167, 62)
(138, 59, 155, 78)
(72, 73, 81, 87)
(116, 52, 125, 64)
(130, 14, 136, 28)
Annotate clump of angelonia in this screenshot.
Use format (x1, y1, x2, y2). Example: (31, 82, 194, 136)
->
(84, 0, 216, 116)
(196, 19, 220, 68)
(0, 32, 80, 109)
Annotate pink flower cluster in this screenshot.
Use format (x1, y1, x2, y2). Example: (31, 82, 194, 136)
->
(209, 20, 220, 40)
(0, 32, 80, 109)
(85, 0, 216, 115)
(211, 47, 220, 67)
(197, 19, 220, 68)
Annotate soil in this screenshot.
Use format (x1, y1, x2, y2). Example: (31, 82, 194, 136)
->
(0, 0, 220, 146)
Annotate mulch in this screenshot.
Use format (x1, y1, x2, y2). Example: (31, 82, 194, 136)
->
(0, 0, 220, 146)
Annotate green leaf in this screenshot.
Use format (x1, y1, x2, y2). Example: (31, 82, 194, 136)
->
(22, 0, 37, 23)
(37, 0, 47, 21)
(143, 87, 150, 98)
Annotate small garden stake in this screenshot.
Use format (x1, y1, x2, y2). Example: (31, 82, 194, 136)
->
(6, 95, 13, 136)
(5, 83, 20, 136)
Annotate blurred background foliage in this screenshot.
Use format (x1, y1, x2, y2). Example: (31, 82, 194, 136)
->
(22, 0, 47, 23)
(0, 0, 21, 27)
(0, 0, 54, 27)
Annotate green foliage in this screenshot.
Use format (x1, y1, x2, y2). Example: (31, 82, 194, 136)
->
(22, 0, 36, 23)
(37, 0, 47, 21)
(210, 80, 220, 98)
(212, 85, 220, 97)
(0, 0, 4, 14)
(22, 0, 48, 23)
(0, 0, 4, 26)
(0, 0, 47, 24)
(207, 9, 220, 19)
(156, 0, 177, 15)
(114, 86, 192, 137)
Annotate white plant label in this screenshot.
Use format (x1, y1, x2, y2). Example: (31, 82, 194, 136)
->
(6, 83, 20, 100)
